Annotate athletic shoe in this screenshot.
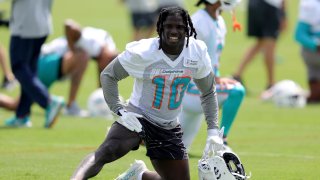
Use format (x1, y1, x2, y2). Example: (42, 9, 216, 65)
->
(63, 101, 89, 118)
(4, 116, 32, 128)
(115, 160, 148, 180)
(45, 95, 65, 128)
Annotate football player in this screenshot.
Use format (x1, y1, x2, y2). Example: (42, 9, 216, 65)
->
(2, 19, 119, 118)
(37, 19, 118, 117)
(71, 6, 223, 180)
(179, 0, 245, 150)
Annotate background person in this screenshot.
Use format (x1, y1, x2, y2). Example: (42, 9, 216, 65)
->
(5, 0, 65, 128)
(39, 19, 118, 116)
(179, 0, 245, 150)
(1, 19, 119, 117)
(232, 0, 287, 94)
(121, 0, 158, 40)
(295, 0, 320, 103)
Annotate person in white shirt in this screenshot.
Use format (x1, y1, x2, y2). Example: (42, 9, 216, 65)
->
(38, 19, 118, 116)
(2, 19, 119, 117)
(71, 6, 223, 180)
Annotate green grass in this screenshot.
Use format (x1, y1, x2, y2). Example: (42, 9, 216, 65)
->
(0, 0, 320, 179)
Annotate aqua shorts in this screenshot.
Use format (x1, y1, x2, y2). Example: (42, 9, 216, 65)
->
(37, 53, 63, 88)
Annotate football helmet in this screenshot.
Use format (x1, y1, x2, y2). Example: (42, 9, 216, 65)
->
(198, 151, 250, 180)
(271, 80, 307, 108)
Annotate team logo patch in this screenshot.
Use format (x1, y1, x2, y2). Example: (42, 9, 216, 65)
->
(184, 58, 198, 68)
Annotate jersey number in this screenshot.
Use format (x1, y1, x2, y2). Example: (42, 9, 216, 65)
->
(152, 76, 190, 110)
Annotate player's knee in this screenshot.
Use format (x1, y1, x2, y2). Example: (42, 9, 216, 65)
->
(230, 85, 246, 99)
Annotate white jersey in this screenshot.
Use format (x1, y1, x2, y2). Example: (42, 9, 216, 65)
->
(192, 9, 226, 72)
(298, 0, 320, 33)
(118, 37, 212, 128)
(41, 27, 116, 58)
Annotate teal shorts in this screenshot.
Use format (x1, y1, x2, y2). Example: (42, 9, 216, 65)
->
(37, 53, 63, 88)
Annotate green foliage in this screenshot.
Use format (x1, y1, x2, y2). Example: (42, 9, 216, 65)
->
(0, 0, 319, 179)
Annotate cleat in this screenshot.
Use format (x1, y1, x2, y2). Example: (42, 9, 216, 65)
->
(45, 95, 65, 128)
(4, 116, 32, 128)
(115, 160, 148, 180)
(63, 101, 89, 118)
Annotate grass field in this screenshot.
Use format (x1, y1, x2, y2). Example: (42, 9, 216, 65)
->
(1, 0, 320, 179)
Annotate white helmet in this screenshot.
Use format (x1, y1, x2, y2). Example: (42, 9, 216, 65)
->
(271, 80, 307, 108)
(198, 150, 250, 180)
(196, 0, 241, 11)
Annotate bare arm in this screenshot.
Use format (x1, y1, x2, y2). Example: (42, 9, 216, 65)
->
(64, 19, 82, 51)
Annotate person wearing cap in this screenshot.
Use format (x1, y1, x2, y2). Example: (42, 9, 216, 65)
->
(179, 0, 245, 150)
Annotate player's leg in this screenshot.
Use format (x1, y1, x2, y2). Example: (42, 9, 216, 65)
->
(0, 93, 17, 110)
(301, 48, 320, 103)
(151, 159, 190, 180)
(142, 119, 189, 180)
(61, 50, 89, 107)
(71, 122, 141, 179)
(10, 36, 49, 115)
(179, 110, 203, 150)
(233, 0, 264, 85)
(261, 38, 276, 89)
(233, 39, 263, 81)
(179, 92, 204, 150)
(260, 1, 281, 89)
(218, 84, 245, 144)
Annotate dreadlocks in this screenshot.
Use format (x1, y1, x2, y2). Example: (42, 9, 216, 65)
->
(156, 6, 197, 50)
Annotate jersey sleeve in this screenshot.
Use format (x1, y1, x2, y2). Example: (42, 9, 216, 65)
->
(117, 50, 146, 79)
(193, 41, 213, 79)
(118, 40, 155, 78)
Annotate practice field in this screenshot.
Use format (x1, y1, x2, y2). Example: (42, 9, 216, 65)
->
(0, 0, 319, 179)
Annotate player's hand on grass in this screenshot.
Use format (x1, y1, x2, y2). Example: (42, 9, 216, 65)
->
(117, 109, 143, 133)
